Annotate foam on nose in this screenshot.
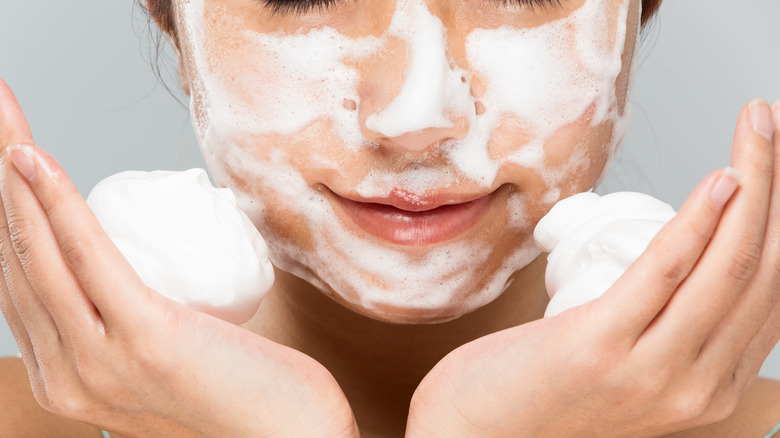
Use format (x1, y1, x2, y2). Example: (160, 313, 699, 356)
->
(365, 0, 473, 139)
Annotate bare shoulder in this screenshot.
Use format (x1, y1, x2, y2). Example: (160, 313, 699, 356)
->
(664, 377, 780, 438)
(0, 357, 103, 438)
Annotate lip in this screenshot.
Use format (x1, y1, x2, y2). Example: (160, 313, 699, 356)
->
(333, 188, 496, 245)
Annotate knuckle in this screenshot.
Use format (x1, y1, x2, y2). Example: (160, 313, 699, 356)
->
(31, 377, 88, 419)
(57, 232, 92, 272)
(648, 235, 690, 288)
(727, 238, 762, 283)
(679, 217, 716, 247)
(668, 378, 740, 427)
(6, 215, 37, 265)
(656, 258, 688, 290)
(749, 145, 774, 180)
(700, 382, 740, 425)
(0, 240, 9, 273)
(670, 389, 713, 423)
(705, 395, 739, 424)
(47, 390, 90, 420)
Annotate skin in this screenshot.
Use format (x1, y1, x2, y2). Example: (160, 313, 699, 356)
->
(0, 0, 779, 437)
(176, 0, 633, 323)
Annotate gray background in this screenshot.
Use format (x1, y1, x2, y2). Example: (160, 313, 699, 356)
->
(0, 1, 778, 379)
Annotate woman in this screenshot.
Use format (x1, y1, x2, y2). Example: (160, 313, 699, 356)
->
(0, 0, 779, 436)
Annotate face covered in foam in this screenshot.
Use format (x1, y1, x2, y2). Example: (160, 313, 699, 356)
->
(171, 0, 642, 323)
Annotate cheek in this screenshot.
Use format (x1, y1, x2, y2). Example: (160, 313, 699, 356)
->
(466, 0, 634, 196)
(492, 118, 615, 223)
(192, 25, 377, 153)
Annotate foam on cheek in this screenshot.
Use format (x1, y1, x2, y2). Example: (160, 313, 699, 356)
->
(221, 144, 540, 322)
(355, 0, 635, 198)
(176, 0, 635, 321)
(449, 0, 633, 186)
(180, 0, 378, 152)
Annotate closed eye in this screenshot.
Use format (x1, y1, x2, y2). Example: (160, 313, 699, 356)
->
(258, 0, 563, 17)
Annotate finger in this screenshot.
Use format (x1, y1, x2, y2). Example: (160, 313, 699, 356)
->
(0, 183, 35, 360)
(703, 100, 780, 377)
(0, 178, 62, 363)
(0, 82, 102, 344)
(0, 285, 50, 407)
(0, 148, 102, 344)
(4, 144, 156, 332)
(0, 274, 37, 366)
(600, 165, 740, 343)
(733, 295, 780, 386)
(645, 100, 774, 357)
(0, 79, 63, 378)
(0, 79, 34, 149)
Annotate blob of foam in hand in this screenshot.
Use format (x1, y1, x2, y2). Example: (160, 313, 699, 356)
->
(87, 169, 274, 324)
(534, 192, 676, 318)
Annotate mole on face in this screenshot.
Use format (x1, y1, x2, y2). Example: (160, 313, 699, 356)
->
(344, 99, 358, 111)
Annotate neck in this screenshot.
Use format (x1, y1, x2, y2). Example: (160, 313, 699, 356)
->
(245, 255, 549, 438)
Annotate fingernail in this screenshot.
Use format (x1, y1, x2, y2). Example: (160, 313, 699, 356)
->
(749, 98, 773, 141)
(6, 145, 36, 182)
(773, 100, 780, 131)
(710, 167, 742, 208)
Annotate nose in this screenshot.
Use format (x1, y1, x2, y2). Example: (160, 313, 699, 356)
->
(358, 0, 473, 153)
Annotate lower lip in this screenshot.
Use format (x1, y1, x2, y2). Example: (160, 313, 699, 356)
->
(336, 193, 495, 245)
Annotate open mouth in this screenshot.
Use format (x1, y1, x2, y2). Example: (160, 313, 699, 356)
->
(333, 189, 496, 245)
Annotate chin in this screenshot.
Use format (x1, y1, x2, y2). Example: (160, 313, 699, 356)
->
(338, 297, 478, 324)
(308, 268, 521, 325)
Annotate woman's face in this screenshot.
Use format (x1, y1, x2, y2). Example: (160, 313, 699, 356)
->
(171, 0, 641, 323)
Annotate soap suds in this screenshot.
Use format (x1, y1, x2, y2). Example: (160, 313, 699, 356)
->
(87, 169, 275, 324)
(535, 191, 675, 317)
(175, 0, 639, 321)
(365, 0, 473, 139)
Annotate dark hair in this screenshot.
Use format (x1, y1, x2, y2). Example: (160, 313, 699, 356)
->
(642, 0, 662, 27)
(141, 0, 663, 37)
(145, 0, 177, 39)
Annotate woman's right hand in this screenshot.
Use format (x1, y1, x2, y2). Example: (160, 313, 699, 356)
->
(407, 99, 780, 438)
(0, 79, 359, 438)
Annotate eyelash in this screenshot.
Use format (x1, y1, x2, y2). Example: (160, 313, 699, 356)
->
(261, 0, 562, 17)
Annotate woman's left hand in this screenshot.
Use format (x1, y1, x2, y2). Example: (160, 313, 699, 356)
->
(407, 101, 780, 438)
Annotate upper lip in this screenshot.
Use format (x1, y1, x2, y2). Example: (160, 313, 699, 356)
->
(333, 188, 494, 212)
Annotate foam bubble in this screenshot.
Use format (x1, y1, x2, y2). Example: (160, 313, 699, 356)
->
(87, 169, 275, 324)
(535, 191, 676, 317)
(365, 0, 473, 139)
